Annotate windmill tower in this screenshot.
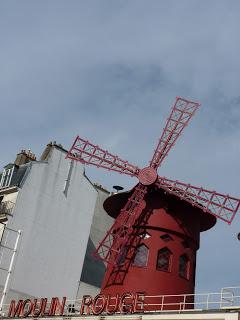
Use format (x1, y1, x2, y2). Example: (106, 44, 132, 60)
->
(66, 97, 240, 310)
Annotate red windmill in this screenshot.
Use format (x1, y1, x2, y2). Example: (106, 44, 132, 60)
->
(67, 97, 240, 310)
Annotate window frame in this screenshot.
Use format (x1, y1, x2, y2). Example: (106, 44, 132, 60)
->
(156, 247, 172, 272)
(132, 244, 149, 268)
(179, 254, 190, 280)
(160, 233, 173, 242)
(0, 167, 14, 188)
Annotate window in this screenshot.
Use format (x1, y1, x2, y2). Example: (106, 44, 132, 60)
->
(133, 244, 149, 267)
(179, 254, 190, 279)
(157, 247, 172, 272)
(0, 167, 14, 188)
(160, 234, 173, 242)
(138, 232, 151, 239)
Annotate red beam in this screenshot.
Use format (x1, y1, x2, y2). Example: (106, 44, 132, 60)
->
(150, 97, 200, 170)
(66, 136, 139, 177)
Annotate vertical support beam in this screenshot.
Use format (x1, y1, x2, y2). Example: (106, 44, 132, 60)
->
(0, 230, 21, 313)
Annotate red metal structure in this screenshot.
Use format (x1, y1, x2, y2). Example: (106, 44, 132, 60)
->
(67, 97, 240, 310)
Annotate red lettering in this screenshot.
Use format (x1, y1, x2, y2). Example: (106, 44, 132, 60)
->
(92, 295, 106, 315)
(105, 295, 119, 315)
(119, 293, 134, 314)
(32, 298, 45, 317)
(8, 300, 23, 318)
(133, 292, 145, 313)
(80, 295, 92, 315)
(39, 298, 48, 316)
(50, 297, 66, 316)
(7, 292, 145, 318)
(21, 299, 33, 318)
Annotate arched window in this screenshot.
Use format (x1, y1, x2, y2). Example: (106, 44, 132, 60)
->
(160, 234, 173, 242)
(156, 247, 172, 272)
(133, 244, 149, 267)
(179, 254, 190, 279)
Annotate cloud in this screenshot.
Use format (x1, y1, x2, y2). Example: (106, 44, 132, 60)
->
(0, 0, 240, 293)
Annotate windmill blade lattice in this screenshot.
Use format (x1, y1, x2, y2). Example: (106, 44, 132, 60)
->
(93, 184, 147, 265)
(150, 97, 200, 169)
(156, 176, 240, 224)
(67, 136, 139, 176)
(67, 97, 240, 267)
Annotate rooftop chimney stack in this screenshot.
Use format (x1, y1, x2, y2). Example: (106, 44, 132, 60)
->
(14, 149, 36, 166)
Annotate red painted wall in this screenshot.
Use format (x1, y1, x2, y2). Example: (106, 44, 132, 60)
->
(100, 188, 216, 310)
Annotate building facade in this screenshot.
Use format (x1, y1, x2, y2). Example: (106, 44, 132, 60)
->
(0, 143, 113, 306)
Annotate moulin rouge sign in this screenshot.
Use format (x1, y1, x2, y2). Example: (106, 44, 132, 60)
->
(7, 292, 145, 318)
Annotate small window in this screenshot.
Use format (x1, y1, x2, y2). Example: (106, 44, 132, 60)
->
(179, 254, 190, 279)
(0, 167, 14, 188)
(157, 247, 172, 272)
(133, 244, 149, 267)
(160, 234, 173, 242)
(138, 232, 151, 239)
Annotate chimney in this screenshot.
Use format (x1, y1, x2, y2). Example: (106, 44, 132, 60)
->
(14, 149, 36, 166)
(40, 142, 54, 161)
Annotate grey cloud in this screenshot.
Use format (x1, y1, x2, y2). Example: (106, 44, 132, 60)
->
(0, 0, 240, 293)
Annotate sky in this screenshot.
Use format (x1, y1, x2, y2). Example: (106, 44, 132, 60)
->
(0, 0, 240, 294)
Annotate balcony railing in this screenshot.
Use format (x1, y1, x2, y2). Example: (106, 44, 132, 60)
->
(66, 287, 240, 314)
(1, 286, 239, 317)
(0, 201, 15, 217)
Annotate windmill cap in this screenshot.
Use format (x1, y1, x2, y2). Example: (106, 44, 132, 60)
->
(103, 185, 216, 232)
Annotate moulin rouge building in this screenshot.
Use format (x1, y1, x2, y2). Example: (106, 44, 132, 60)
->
(0, 98, 240, 320)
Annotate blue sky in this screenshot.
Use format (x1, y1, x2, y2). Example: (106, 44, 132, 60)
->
(0, 1, 240, 293)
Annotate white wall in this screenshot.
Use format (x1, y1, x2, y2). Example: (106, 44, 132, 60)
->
(3, 147, 98, 300)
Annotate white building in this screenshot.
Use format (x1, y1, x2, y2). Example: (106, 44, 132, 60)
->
(0, 143, 113, 305)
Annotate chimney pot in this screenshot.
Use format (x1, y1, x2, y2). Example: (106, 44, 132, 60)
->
(14, 149, 36, 166)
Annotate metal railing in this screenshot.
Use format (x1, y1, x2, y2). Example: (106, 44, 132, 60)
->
(141, 288, 240, 311)
(0, 228, 21, 312)
(66, 287, 240, 313)
(1, 286, 239, 317)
